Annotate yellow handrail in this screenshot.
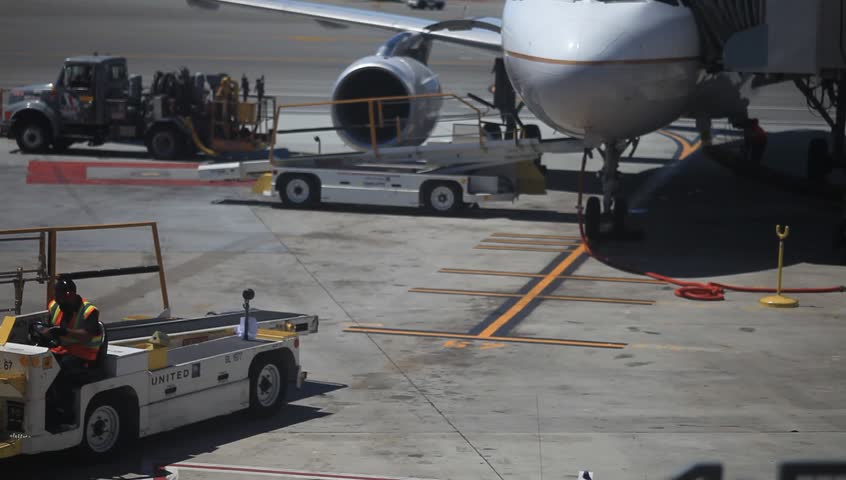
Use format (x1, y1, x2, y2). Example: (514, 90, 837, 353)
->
(0, 222, 169, 311)
(267, 92, 484, 163)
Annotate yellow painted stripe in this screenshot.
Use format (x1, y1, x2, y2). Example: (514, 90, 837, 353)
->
(506, 50, 701, 66)
(408, 287, 654, 305)
(344, 327, 626, 349)
(479, 245, 586, 337)
(659, 130, 702, 160)
(481, 238, 582, 246)
(474, 245, 574, 253)
(438, 268, 666, 285)
(492, 233, 582, 240)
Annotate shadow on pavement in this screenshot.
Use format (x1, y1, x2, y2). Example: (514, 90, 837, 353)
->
(3, 380, 345, 480)
(592, 130, 846, 277)
(215, 198, 581, 224)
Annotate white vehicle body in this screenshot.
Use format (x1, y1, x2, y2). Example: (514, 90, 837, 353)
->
(0, 309, 317, 458)
(200, 135, 583, 212)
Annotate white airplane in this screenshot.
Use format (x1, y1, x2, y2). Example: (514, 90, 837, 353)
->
(188, 0, 753, 218)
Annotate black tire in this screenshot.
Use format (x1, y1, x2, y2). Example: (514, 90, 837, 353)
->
(279, 174, 320, 208)
(807, 138, 832, 182)
(52, 139, 74, 153)
(521, 124, 542, 140)
(248, 353, 287, 417)
(483, 123, 502, 140)
(585, 196, 601, 241)
(147, 126, 184, 160)
(79, 394, 128, 458)
(436, 2, 444, 9)
(612, 196, 628, 233)
(422, 181, 464, 214)
(15, 119, 52, 153)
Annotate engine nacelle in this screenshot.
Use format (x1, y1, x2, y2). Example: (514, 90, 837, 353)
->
(331, 55, 442, 150)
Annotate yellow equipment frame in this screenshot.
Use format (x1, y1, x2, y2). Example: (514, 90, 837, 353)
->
(0, 222, 169, 312)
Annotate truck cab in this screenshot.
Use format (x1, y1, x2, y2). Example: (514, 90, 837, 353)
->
(55, 56, 129, 128)
(0, 56, 136, 153)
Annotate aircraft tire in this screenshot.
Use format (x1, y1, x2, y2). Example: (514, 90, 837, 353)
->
(585, 196, 601, 242)
(807, 138, 832, 182)
(613, 196, 628, 233)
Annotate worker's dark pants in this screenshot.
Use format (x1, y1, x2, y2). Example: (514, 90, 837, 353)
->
(46, 353, 88, 425)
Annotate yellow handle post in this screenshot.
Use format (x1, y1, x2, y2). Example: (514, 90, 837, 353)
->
(776, 225, 788, 295)
(761, 225, 798, 307)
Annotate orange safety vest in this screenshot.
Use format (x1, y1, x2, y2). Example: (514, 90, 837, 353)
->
(47, 298, 103, 361)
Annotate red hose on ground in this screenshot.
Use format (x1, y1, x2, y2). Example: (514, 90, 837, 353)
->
(575, 150, 845, 301)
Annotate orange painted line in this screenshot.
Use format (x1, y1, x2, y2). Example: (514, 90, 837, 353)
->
(491, 233, 582, 240)
(540, 294, 654, 305)
(409, 287, 654, 305)
(506, 50, 700, 66)
(479, 244, 586, 337)
(344, 327, 626, 349)
(474, 245, 574, 253)
(481, 238, 582, 247)
(409, 288, 517, 298)
(438, 268, 666, 285)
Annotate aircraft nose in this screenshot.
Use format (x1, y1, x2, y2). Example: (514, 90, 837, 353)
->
(503, 0, 700, 140)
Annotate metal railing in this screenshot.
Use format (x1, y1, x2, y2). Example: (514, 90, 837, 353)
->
(267, 92, 485, 162)
(0, 222, 169, 315)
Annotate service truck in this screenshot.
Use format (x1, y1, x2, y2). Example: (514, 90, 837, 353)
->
(0, 290, 317, 458)
(0, 55, 275, 159)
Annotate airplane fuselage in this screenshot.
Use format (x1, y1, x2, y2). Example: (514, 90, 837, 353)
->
(501, 0, 703, 145)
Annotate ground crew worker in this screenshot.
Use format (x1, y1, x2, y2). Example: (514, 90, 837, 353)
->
(40, 277, 103, 426)
(743, 118, 767, 167)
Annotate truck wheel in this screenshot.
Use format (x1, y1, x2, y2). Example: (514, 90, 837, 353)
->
(15, 120, 52, 153)
(80, 395, 126, 457)
(279, 174, 319, 208)
(248, 354, 287, 417)
(147, 126, 183, 160)
(422, 181, 464, 215)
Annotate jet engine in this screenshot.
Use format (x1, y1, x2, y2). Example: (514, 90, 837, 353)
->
(331, 33, 443, 150)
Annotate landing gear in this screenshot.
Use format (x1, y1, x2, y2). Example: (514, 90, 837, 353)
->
(600, 142, 624, 215)
(794, 70, 846, 262)
(583, 141, 636, 244)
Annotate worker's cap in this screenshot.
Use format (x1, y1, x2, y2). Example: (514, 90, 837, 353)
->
(54, 277, 77, 300)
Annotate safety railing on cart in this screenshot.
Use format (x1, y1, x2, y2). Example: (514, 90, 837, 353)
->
(0, 222, 169, 315)
(267, 92, 487, 161)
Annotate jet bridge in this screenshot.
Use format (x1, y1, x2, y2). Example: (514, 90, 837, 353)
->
(684, 0, 767, 72)
(695, 0, 845, 258)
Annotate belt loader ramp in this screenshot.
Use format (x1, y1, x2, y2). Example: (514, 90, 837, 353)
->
(198, 93, 583, 214)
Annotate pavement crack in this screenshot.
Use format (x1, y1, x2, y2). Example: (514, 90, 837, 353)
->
(250, 208, 506, 480)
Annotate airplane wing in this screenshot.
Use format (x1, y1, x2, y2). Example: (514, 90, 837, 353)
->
(188, 0, 502, 51)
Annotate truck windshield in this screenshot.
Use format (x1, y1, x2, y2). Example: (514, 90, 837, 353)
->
(62, 64, 94, 91)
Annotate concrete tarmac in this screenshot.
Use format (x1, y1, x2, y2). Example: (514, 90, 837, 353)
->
(1, 2, 845, 480)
